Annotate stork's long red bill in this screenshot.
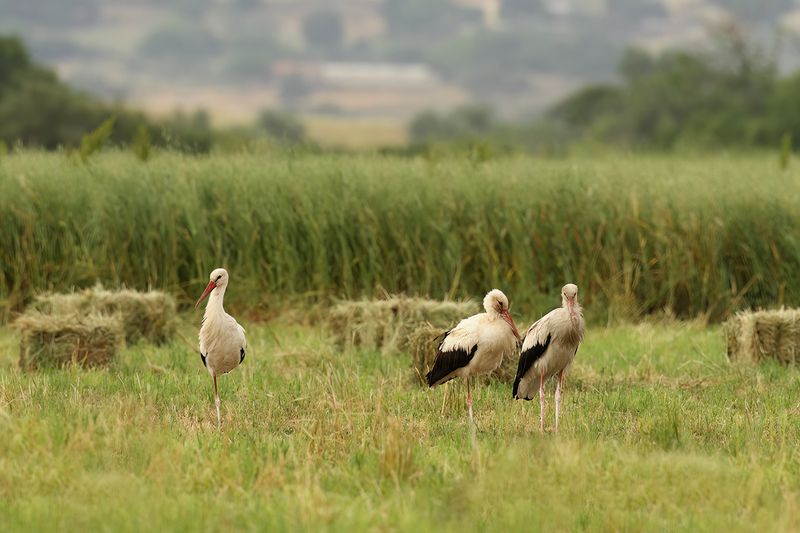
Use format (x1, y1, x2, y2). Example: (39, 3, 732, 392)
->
(195, 280, 217, 309)
(500, 309, 521, 341)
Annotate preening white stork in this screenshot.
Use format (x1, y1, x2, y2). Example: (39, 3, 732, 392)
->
(195, 268, 247, 429)
(427, 289, 521, 423)
(513, 283, 585, 433)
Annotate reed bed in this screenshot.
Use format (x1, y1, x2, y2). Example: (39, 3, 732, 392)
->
(1, 151, 799, 321)
(725, 308, 800, 364)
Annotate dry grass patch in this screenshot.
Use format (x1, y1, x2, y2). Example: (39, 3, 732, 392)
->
(14, 312, 124, 369)
(725, 309, 800, 364)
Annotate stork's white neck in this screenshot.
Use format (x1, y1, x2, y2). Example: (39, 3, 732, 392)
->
(485, 308, 501, 320)
(203, 285, 227, 321)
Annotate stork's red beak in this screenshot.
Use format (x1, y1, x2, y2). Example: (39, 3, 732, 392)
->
(195, 280, 216, 309)
(500, 309, 521, 341)
(567, 298, 576, 320)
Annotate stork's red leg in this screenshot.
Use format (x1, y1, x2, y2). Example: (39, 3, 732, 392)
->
(213, 373, 221, 429)
(555, 369, 564, 433)
(539, 372, 546, 433)
(466, 376, 473, 423)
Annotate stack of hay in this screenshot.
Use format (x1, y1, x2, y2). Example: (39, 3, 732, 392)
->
(329, 295, 518, 385)
(725, 308, 800, 364)
(16, 313, 124, 370)
(15, 286, 177, 370)
(329, 296, 478, 355)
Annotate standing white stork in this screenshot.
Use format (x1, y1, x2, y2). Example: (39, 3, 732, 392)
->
(195, 268, 247, 429)
(513, 283, 585, 433)
(427, 289, 521, 423)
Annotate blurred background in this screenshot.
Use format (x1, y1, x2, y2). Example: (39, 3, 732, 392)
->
(0, 0, 799, 153)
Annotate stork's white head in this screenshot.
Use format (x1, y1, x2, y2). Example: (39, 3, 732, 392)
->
(195, 268, 229, 309)
(483, 289, 520, 341)
(561, 283, 579, 319)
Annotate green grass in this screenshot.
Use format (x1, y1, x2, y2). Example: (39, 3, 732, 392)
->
(2, 318, 799, 532)
(2, 151, 800, 321)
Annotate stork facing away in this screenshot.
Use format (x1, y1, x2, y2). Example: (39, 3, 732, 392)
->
(427, 289, 521, 423)
(195, 268, 247, 429)
(513, 284, 585, 433)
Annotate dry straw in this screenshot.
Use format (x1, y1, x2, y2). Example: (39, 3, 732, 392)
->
(328, 296, 478, 355)
(725, 308, 800, 364)
(32, 286, 177, 344)
(15, 312, 124, 369)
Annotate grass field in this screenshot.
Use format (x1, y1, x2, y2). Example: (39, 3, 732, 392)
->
(2, 316, 799, 531)
(2, 151, 800, 321)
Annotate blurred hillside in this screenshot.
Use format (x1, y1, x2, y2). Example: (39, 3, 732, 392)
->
(2, 0, 799, 123)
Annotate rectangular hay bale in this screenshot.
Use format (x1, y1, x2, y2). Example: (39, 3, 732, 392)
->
(725, 308, 800, 364)
(33, 286, 176, 345)
(329, 296, 479, 355)
(15, 312, 124, 370)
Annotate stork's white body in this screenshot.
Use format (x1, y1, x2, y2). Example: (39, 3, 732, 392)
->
(513, 284, 585, 432)
(514, 308, 583, 399)
(199, 290, 246, 378)
(196, 268, 246, 428)
(433, 313, 517, 384)
(427, 289, 520, 423)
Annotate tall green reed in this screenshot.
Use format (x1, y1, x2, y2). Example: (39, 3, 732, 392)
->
(1, 150, 798, 322)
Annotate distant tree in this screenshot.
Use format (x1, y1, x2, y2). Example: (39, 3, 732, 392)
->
(302, 9, 344, 49)
(409, 105, 495, 145)
(618, 48, 656, 82)
(548, 86, 624, 129)
(0, 36, 31, 88)
(768, 72, 800, 148)
(158, 111, 214, 153)
(547, 32, 790, 150)
(258, 110, 305, 144)
(279, 75, 312, 108)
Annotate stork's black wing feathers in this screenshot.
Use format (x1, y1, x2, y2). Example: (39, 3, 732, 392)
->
(200, 352, 207, 368)
(512, 334, 551, 399)
(240, 347, 246, 364)
(426, 330, 477, 387)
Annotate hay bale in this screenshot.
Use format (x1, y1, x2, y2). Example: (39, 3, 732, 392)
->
(408, 323, 443, 384)
(408, 322, 518, 386)
(726, 308, 800, 364)
(15, 312, 124, 369)
(33, 286, 176, 344)
(329, 296, 478, 355)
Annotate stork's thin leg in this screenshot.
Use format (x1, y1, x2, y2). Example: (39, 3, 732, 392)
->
(555, 369, 564, 433)
(539, 373, 546, 433)
(213, 374, 221, 429)
(466, 377, 473, 424)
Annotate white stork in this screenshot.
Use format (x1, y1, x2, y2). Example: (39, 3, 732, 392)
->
(513, 283, 585, 433)
(195, 268, 247, 429)
(427, 289, 521, 423)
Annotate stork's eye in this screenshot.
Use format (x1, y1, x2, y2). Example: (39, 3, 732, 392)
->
(216, 275, 222, 281)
